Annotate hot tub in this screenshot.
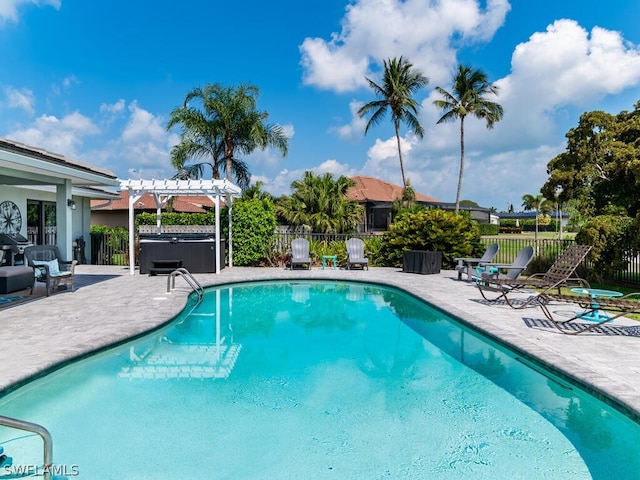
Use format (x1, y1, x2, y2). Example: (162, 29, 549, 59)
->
(138, 233, 225, 274)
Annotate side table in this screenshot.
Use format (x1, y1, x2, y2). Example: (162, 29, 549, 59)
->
(322, 255, 337, 270)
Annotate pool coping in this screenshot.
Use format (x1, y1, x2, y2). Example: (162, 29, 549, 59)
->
(2, 265, 640, 422)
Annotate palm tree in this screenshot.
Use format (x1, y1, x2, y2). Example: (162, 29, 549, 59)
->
(167, 83, 288, 189)
(433, 64, 504, 213)
(241, 181, 273, 202)
(166, 103, 226, 180)
(358, 56, 428, 188)
(522, 193, 554, 248)
(275, 171, 364, 233)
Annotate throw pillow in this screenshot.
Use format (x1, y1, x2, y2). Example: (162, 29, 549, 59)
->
(32, 259, 60, 276)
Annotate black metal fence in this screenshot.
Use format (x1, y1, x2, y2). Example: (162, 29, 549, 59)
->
(88, 231, 640, 286)
(272, 232, 377, 253)
(480, 238, 575, 266)
(90, 232, 130, 266)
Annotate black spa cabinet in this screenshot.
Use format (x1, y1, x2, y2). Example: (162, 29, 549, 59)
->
(138, 234, 225, 274)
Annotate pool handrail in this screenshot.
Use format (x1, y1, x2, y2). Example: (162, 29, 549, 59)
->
(166, 268, 204, 301)
(0, 414, 53, 480)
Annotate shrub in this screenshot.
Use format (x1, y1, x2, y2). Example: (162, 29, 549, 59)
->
(222, 199, 277, 266)
(378, 209, 483, 268)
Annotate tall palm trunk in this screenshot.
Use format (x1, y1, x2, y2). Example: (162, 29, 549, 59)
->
(394, 118, 407, 188)
(455, 116, 466, 214)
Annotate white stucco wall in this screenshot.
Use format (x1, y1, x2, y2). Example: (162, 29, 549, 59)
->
(0, 185, 92, 262)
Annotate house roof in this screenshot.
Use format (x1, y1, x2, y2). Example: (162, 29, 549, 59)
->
(0, 136, 119, 188)
(91, 190, 218, 213)
(346, 176, 441, 203)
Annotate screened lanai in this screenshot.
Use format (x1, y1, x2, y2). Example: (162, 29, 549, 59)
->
(120, 179, 242, 275)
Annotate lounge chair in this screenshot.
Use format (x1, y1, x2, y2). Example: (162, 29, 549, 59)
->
(24, 245, 77, 296)
(477, 244, 591, 308)
(346, 238, 368, 270)
(289, 238, 313, 270)
(535, 290, 640, 335)
(473, 245, 534, 283)
(455, 243, 499, 281)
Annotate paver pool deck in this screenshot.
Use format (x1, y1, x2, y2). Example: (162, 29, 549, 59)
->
(2, 265, 640, 421)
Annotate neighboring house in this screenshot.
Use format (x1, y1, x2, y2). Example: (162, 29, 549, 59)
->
(91, 190, 217, 228)
(0, 137, 120, 263)
(346, 176, 441, 232)
(345, 176, 492, 232)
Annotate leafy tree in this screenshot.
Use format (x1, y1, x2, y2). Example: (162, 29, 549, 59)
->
(167, 83, 288, 189)
(378, 208, 483, 268)
(521, 193, 554, 244)
(433, 64, 504, 213)
(358, 57, 428, 188)
(575, 214, 633, 282)
(275, 171, 364, 233)
(541, 102, 640, 217)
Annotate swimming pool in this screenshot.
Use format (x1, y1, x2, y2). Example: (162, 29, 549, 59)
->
(1, 280, 639, 479)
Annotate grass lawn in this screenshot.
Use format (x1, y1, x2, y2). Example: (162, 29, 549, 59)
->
(490, 231, 576, 240)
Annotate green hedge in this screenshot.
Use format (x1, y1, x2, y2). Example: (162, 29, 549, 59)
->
(477, 223, 499, 235)
(135, 211, 216, 227)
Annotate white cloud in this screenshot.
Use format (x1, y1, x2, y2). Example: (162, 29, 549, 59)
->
(7, 111, 99, 158)
(508, 20, 640, 108)
(329, 100, 367, 141)
(62, 75, 80, 89)
(105, 101, 174, 178)
(280, 123, 295, 139)
(100, 99, 126, 115)
(4, 86, 35, 115)
(122, 101, 167, 143)
(300, 0, 510, 92)
(257, 159, 358, 197)
(0, 0, 60, 24)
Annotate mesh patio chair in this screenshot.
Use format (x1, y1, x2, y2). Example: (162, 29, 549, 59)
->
(535, 289, 640, 335)
(476, 244, 591, 309)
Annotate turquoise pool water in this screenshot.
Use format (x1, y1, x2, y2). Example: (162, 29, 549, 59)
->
(1, 280, 639, 479)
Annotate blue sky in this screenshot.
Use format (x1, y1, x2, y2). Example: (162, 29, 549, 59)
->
(1, 0, 640, 212)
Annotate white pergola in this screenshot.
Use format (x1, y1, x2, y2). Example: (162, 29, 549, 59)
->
(120, 179, 242, 275)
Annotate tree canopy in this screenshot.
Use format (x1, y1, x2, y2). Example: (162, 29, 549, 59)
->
(541, 101, 640, 217)
(167, 83, 288, 189)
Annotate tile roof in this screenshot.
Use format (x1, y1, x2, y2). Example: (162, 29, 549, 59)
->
(346, 176, 441, 203)
(91, 190, 217, 213)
